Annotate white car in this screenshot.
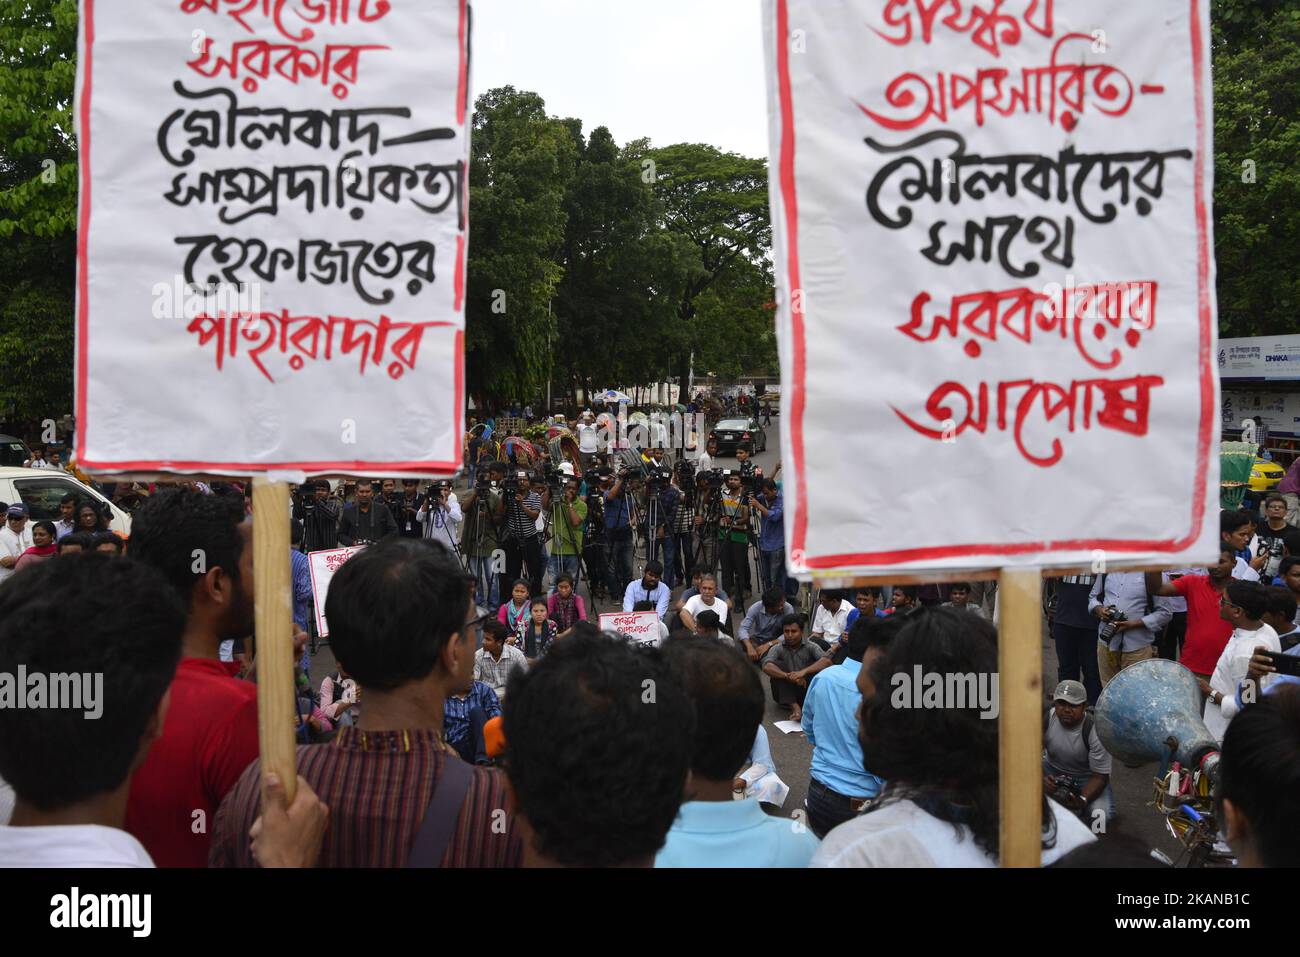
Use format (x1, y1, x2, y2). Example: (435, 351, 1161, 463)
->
(0, 467, 132, 537)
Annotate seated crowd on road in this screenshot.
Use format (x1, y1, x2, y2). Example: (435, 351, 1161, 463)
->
(1, 408, 1299, 868)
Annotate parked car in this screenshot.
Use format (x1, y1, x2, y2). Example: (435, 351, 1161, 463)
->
(709, 417, 768, 455)
(0, 435, 33, 468)
(1249, 457, 1286, 492)
(0, 467, 131, 537)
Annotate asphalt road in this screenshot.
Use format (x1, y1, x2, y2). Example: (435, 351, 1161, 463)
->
(307, 415, 1187, 861)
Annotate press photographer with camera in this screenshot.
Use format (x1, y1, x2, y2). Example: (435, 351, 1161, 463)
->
(337, 481, 398, 546)
(548, 477, 587, 585)
(394, 479, 425, 539)
(603, 465, 636, 601)
(749, 477, 796, 602)
(717, 471, 752, 607)
(461, 463, 507, 610)
(642, 466, 681, 588)
(1089, 570, 1173, 686)
(294, 480, 340, 552)
(496, 468, 546, 597)
(666, 461, 697, 588)
(417, 480, 462, 554)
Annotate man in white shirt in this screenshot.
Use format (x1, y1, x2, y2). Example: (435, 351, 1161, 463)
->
(809, 590, 853, 652)
(22, 445, 56, 470)
(681, 574, 729, 634)
(0, 553, 327, 868)
(576, 412, 600, 471)
(418, 481, 463, 554)
(693, 437, 717, 472)
(1201, 581, 1280, 742)
(0, 505, 34, 586)
(53, 494, 78, 540)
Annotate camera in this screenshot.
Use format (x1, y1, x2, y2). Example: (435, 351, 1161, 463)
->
(646, 467, 672, 490)
(502, 469, 529, 496)
(1098, 607, 1128, 641)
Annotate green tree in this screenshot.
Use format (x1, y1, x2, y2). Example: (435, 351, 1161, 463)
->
(464, 86, 576, 409)
(1211, 0, 1300, 336)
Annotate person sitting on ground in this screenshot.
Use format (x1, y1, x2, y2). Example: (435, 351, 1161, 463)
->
(14, 521, 57, 570)
(630, 600, 671, 647)
(735, 723, 789, 808)
(546, 573, 586, 639)
(1042, 680, 1114, 824)
(1216, 686, 1300, 867)
(809, 589, 853, 652)
(670, 569, 731, 632)
(811, 607, 1096, 867)
(844, 587, 886, 631)
(0, 555, 326, 868)
(761, 613, 831, 722)
(474, 619, 528, 700)
(681, 574, 731, 635)
(801, 618, 895, 838)
(519, 598, 559, 661)
(209, 538, 522, 867)
(657, 640, 821, 867)
(622, 560, 671, 618)
(498, 579, 532, 639)
(444, 679, 501, 766)
(693, 609, 736, 650)
(887, 586, 920, 615)
(503, 631, 694, 867)
(942, 582, 983, 613)
(319, 666, 360, 729)
(738, 587, 795, 663)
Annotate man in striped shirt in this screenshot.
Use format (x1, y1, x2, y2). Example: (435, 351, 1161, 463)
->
(210, 538, 521, 867)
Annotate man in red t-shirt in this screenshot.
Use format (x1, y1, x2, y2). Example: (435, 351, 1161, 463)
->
(1146, 544, 1236, 679)
(123, 487, 260, 867)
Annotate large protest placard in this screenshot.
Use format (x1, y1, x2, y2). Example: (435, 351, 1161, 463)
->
(763, 0, 1219, 577)
(307, 544, 365, 638)
(75, 0, 470, 475)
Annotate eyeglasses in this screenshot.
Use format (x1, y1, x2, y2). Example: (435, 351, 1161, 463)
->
(464, 609, 491, 643)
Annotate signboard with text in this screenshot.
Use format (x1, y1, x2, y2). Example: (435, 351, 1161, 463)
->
(307, 544, 365, 638)
(763, 0, 1219, 576)
(599, 611, 662, 646)
(75, 0, 470, 475)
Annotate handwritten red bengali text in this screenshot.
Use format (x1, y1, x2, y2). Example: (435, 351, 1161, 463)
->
(185, 309, 452, 383)
(892, 374, 1165, 467)
(872, 0, 1055, 57)
(180, 0, 391, 44)
(187, 37, 388, 99)
(858, 33, 1156, 132)
(898, 281, 1156, 369)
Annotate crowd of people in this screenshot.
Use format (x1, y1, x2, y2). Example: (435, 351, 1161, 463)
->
(1, 415, 1299, 869)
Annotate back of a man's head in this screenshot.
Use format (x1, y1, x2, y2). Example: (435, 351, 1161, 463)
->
(127, 485, 246, 610)
(0, 555, 185, 809)
(762, 586, 785, 611)
(326, 538, 469, 691)
(663, 639, 762, 784)
(1217, 686, 1300, 867)
(503, 632, 695, 867)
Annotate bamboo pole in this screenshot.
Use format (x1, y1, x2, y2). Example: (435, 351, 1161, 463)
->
(253, 476, 297, 802)
(998, 567, 1043, 867)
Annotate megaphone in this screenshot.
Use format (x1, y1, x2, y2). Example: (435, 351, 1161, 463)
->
(1095, 658, 1220, 779)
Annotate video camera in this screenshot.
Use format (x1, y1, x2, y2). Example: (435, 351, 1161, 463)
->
(646, 467, 673, 490)
(502, 469, 530, 496)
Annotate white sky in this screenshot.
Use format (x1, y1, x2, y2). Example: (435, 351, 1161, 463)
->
(469, 0, 770, 158)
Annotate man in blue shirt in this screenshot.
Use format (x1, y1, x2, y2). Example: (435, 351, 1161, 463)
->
(801, 617, 896, 838)
(750, 478, 797, 602)
(622, 560, 670, 618)
(657, 639, 820, 867)
(603, 470, 635, 600)
(290, 523, 315, 678)
(844, 587, 888, 632)
(444, 679, 501, 765)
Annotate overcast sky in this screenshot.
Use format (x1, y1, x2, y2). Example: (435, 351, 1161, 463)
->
(470, 0, 770, 158)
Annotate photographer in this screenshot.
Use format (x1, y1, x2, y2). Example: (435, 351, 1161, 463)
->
(496, 469, 546, 597)
(548, 477, 587, 584)
(642, 468, 681, 587)
(750, 477, 795, 602)
(338, 481, 399, 546)
(295, 480, 340, 552)
(666, 462, 697, 588)
(417, 480, 462, 553)
(395, 479, 425, 539)
(717, 471, 752, 607)
(735, 444, 761, 481)
(692, 470, 720, 580)
(583, 470, 611, 601)
(1042, 680, 1114, 824)
(1089, 571, 1173, 686)
(461, 463, 506, 610)
(603, 465, 636, 601)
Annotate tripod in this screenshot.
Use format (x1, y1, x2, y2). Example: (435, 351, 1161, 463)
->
(544, 486, 599, 611)
(462, 486, 507, 611)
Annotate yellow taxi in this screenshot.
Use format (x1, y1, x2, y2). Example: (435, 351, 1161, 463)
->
(1249, 458, 1286, 492)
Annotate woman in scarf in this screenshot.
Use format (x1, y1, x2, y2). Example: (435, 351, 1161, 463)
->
(15, 521, 58, 569)
(547, 573, 587, 638)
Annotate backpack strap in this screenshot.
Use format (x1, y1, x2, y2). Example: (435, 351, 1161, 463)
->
(406, 754, 474, 868)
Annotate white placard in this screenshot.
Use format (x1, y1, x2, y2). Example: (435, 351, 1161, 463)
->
(307, 544, 365, 638)
(599, 611, 662, 646)
(75, 0, 469, 475)
(763, 0, 1219, 576)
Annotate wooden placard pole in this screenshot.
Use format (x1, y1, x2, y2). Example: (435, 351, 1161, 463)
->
(998, 567, 1043, 867)
(252, 476, 297, 802)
